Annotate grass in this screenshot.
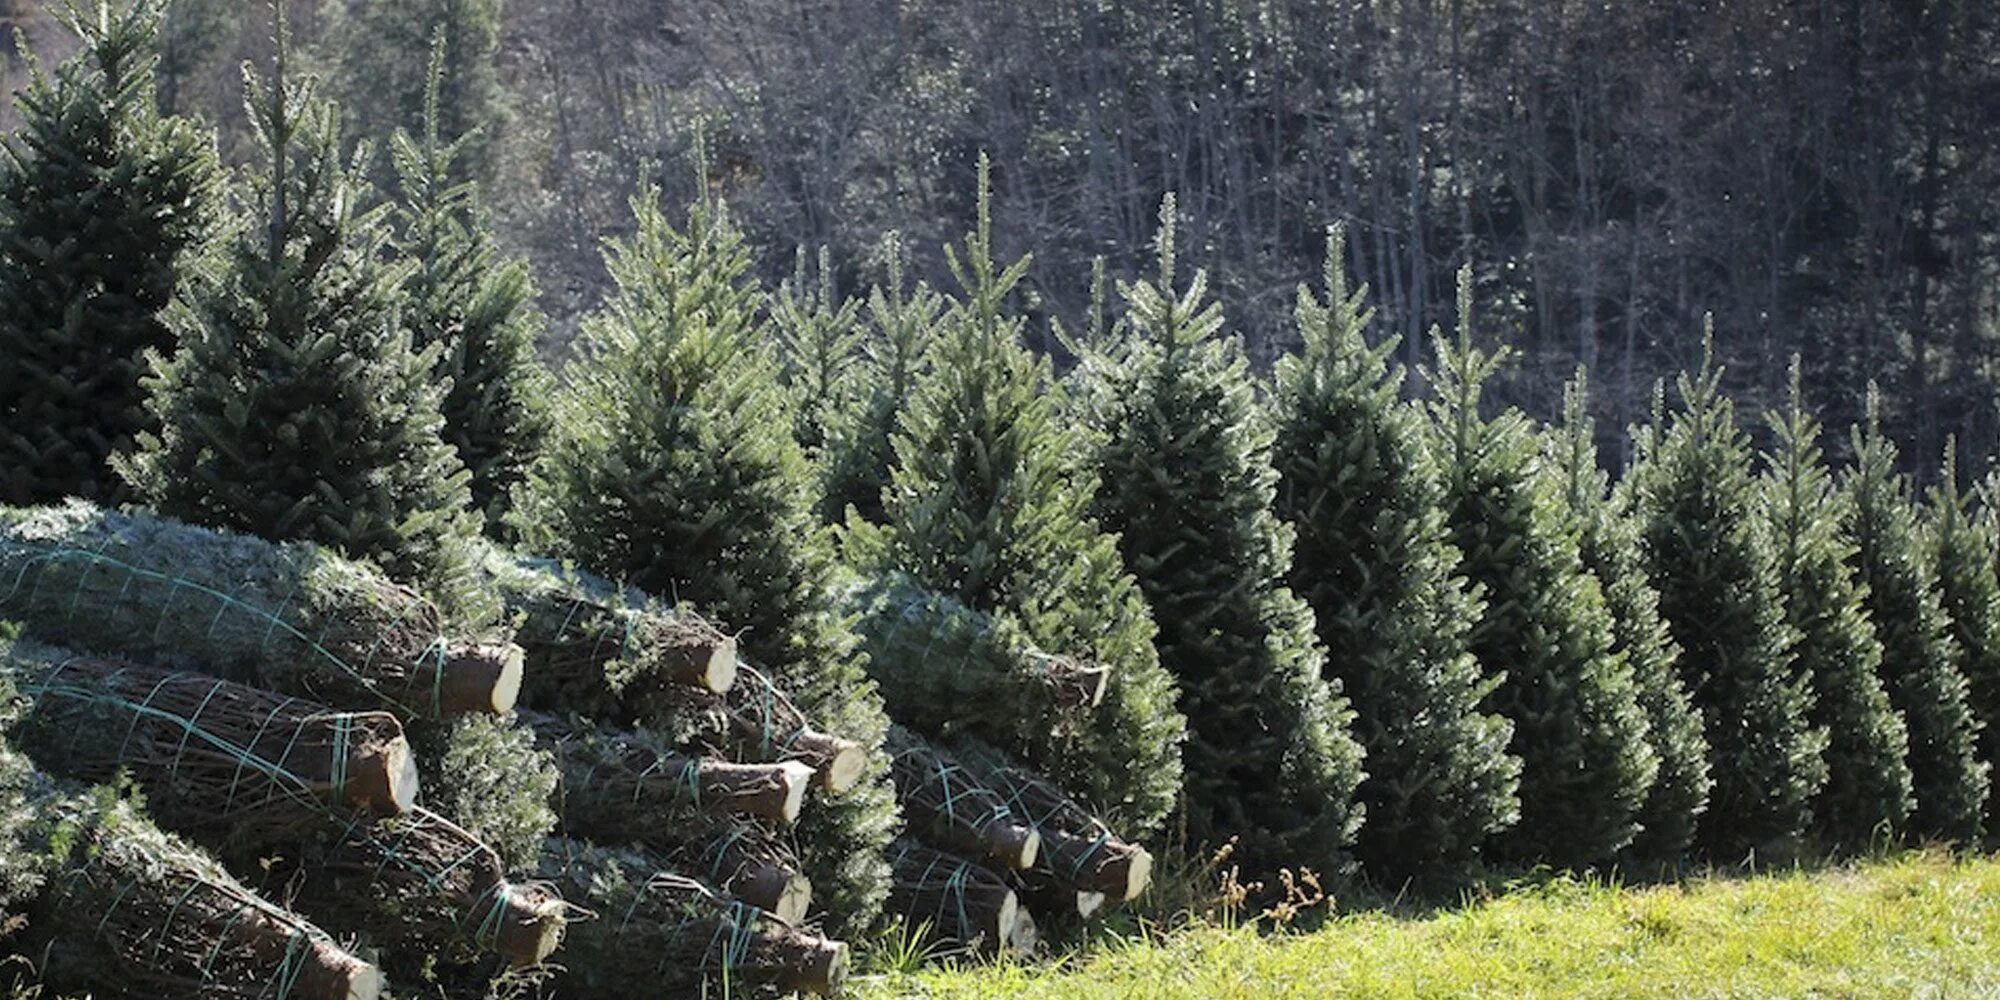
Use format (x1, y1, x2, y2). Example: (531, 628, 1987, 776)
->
(849, 851, 2000, 999)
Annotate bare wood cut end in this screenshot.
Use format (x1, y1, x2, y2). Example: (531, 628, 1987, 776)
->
(437, 643, 526, 715)
(731, 864, 813, 926)
(780, 937, 849, 997)
(816, 737, 867, 794)
(492, 882, 569, 966)
(994, 824, 1041, 871)
(1075, 890, 1108, 919)
(342, 733, 421, 816)
(294, 939, 385, 1000)
(776, 760, 815, 824)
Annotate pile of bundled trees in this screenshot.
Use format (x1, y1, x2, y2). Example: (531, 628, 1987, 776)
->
(0, 502, 871, 997)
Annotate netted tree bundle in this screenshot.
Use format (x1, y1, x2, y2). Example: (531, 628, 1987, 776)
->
(886, 725, 1039, 871)
(531, 711, 814, 827)
(30, 789, 383, 1000)
(719, 663, 870, 794)
(0, 502, 521, 718)
(293, 807, 568, 968)
(844, 575, 1109, 749)
(537, 839, 848, 997)
(482, 551, 738, 712)
(550, 796, 811, 924)
(949, 740, 1152, 910)
(4, 645, 416, 853)
(885, 839, 1021, 954)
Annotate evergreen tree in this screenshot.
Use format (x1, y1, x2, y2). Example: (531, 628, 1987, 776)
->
(844, 157, 1187, 837)
(1760, 362, 1911, 848)
(1425, 269, 1655, 867)
(519, 178, 896, 935)
(1931, 439, 2000, 833)
(770, 244, 865, 461)
(1626, 331, 1825, 859)
(819, 232, 942, 524)
(1551, 373, 1711, 866)
(1844, 391, 1987, 842)
(388, 34, 550, 533)
(329, 0, 505, 185)
(122, 16, 479, 598)
(0, 0, 219, 506)
(1080, 197, 1365, 876)
(1270, 226, 1519, 881)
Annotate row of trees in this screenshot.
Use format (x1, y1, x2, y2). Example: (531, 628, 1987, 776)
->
(5, 1, 2000, 891)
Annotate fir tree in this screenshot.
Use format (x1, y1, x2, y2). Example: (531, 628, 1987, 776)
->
(1844, 391, 1987, 842)
(1761, 361, 1911, 848)
(770, 244, 865, 461)
(0, 0, 219, 506)
(1931, 439, 2000, 833)
(844, 156, 1187, 836)
(1080, 197, 1365, 876)
(819, 233, 942, 524)
(122, 14, 479, 599)
(1626, 330, 1825, 859)
(330, 0, 505, 185)
(1551, 373, 1711, 866)
(388, 33, 550, 533)
(1270, 226, 1519, 881)
(520, 177, 896, 935)
(1425, 269, 1654, 867)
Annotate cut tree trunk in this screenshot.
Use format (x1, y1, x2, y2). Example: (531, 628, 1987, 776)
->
(532, 711, 814, 825)
(885, 839, 1020, 952)
(887, 725, 1040, 870)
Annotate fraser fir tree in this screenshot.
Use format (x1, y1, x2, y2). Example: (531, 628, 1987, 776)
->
(844, 157, 1187, 836)
(771, 245, 865, 460)
(1425, 268, 1654, 867)
(388, 35, 550, 532)
(1079, 198, 1365, 876)
(1844, 391, 1987, 842)
(1270, 226, 1519, 881)
(1626, 331, 1825, 859)
(520, 179, 896, 935)
(0, 0, 219, 506)
(1761, 362, 1911, 848)
(122, 15, 479, 598)
(1551, 373, 1711, 865)
(1930, 439, 2000, 832)
(819, 233, 942, 524)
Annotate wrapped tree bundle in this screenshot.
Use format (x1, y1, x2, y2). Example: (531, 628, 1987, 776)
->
(886, 725, 1039, 870)
(483, 551, 738, 710)
(722, 664, 870, 793)
(844, 575, 1109, 749)
(951, 740, 1153, 910)
(30, 790, 382, 1000)
(549, 790, 811, 924)
(532, 711, 814, 826)
(0, 502, 519, 717)
(885, 839, 1020, 953)
(538, 839, 847, 997)
(295, 808, 567, 967)
(5, 645, 416, 851)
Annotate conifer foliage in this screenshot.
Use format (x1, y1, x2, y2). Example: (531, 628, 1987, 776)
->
(122, 17, 479, 597)
(1844, 392, 1988, 842)
(1425, 270, 1654, 867)
(1627, 333, 1825, 859)
(1551, 375, 1710, 864)
(1931, 440, 2000, 832)
(388, 35, 549, 531)
(1080, 198, 1364, 875)
(1270, 227, 1519, 881)
(846, 158, 1187, 836)
(819, 235, 943, 525)
(0, 0, 219, 506)
(521, 179, 897, 935)
(1760, 364, 1911, 848)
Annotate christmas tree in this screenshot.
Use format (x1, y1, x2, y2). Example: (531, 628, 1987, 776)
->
(1930, 439, 2000, 832)
(1844, 390, 1987, 842)
(1550, 374, 1711, 865)
(329, 0, 505, 184)
(770, 245, 865, 461)
(387, 34, 550, 532)
(1425, 268, 1654, 867)
(1626, 330, 1825, 859)
(1759, 362, 1912, 848)
(1080, 197, 1365, 876)
(844, 157, 1187, 837)
(121, 13, 479, 599)
(519, 175, 896, 935)
(819, 233, 943, 524)
(1270, 226, 1519, 881)
(0, 0, 219, 506)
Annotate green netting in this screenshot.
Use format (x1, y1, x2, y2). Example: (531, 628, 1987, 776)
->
(886, 725, 1031, 866)
(0, 503, 471, 717)
(884, 838, 1014, 952)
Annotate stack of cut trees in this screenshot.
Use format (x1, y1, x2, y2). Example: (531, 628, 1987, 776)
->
(0, 504, 862, 998)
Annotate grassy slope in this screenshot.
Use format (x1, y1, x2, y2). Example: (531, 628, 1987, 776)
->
(854, 852, 2000, 999)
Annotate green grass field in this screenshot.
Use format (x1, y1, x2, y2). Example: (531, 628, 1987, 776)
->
(851, 852, 2000, 999)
